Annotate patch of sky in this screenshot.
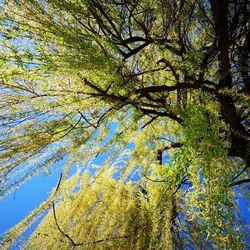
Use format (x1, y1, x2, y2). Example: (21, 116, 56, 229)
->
(0, 167, 62, 234)
(9, 215, 46, 250)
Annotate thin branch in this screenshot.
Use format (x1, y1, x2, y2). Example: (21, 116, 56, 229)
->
(230, 178, 250, 187)
(55, 173, 63, 192)
(78, 111, 97, 129)
(52, 203, 78, 246)
(231, 165, 249, 182)
(53, 115, 83, 140)
(157, 59, 180, 81)
(124, 41, 151, 59)
(140, 171, 165, 183)
(90, 0, 121, 39)
(89, 235, 128, 245)
(53, 202, 129, 247)
(141, 116, 158, 129)
(96, 107, 113, 126)
(52, 184, 128, 247)
(140, 108, 182, 124)
(172, 176, 188, 196)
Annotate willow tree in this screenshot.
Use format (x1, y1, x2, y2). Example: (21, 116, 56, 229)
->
(0, 0, 249, 249)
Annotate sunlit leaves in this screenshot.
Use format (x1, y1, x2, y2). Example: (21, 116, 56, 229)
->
(0, 0, 249, 249)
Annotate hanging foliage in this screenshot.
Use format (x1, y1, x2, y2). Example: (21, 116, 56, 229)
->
(0, 0, 249, 249)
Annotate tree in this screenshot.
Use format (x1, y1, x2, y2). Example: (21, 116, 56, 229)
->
(0, 0, 249, 249)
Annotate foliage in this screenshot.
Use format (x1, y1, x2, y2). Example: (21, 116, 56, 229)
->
(0, 0, 249, 249)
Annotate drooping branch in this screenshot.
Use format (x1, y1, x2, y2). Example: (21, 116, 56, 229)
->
(52, 202, 129, 247)
(52, 203, 78, 246)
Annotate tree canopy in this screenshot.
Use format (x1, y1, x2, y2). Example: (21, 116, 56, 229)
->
(0, 0, 249, 249)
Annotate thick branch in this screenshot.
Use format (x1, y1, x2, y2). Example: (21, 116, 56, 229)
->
(210, 0, 249, 165)
(123, 36, 149, 44)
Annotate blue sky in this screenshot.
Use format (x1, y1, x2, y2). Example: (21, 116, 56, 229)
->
(0, 169, 61, 235)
